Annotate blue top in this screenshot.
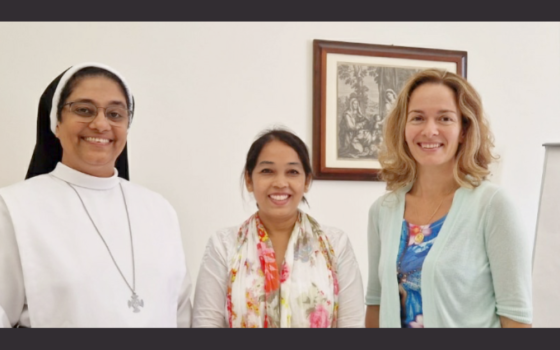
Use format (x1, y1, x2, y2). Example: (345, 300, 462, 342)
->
(397, 215, 446, 328)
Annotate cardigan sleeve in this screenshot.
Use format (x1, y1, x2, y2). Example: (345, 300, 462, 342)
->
(365, 199, 382, 306)
(484, 188, 533, 324)
(192, 229, 230, 328)
(0, 196, 26, 328)
(327, 227, 365, 328)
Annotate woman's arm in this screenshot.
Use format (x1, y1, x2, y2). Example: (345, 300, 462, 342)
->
(500, 316, 532, 328)
(192, 231, 229, 328)
(0, 196, 25, 327)
(365, 305, 380, 328)
(485, 189, 533, 327)
(332, 229, 365, 328)
(365, 200, 383, 327)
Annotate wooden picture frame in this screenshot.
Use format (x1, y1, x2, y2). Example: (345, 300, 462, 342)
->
(312, 39, 467, 181)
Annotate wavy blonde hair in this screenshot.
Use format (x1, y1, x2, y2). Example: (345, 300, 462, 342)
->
(378, 69, 497, 191)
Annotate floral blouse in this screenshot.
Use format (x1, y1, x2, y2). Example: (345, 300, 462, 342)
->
(396, 215, 447, 328)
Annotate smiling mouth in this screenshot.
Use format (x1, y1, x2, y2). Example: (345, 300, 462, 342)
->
(82, 137, 112, 144)
(419, 143, 442, 149)
(269, 194, 291, 202)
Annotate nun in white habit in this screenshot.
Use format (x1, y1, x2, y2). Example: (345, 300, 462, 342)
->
(0, 62, 193, 327)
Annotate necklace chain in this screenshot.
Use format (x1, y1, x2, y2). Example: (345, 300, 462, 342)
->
(424, 197, 445, 224)
(399, 190, 454, 285)
(59, 178, 143, 312)
(415, 188, 456, 225)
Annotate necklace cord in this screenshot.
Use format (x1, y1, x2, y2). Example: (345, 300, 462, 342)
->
(64, 181, 136, 294)
(119, 183, 136, 293)
(425, 198, 445, 224)
(415, 189, 456, 225)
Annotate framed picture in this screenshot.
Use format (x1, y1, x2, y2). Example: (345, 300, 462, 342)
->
(312, 39, 467, 181)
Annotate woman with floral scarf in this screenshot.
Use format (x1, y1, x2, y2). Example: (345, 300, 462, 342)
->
(192, 129, 364, 327)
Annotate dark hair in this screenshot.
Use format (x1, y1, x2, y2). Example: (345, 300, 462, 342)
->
(242, 128, 313, 205)
(56, 66, 131, 122)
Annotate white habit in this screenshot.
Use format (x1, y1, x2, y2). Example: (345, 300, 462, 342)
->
(0, 162, 192, 327)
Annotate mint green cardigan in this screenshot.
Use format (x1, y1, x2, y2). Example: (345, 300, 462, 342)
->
(365, 181, 533, 327)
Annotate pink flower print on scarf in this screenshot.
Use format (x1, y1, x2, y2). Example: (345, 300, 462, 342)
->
(280, 263, 290, 283)
(257, 241, 280, 293)
(309, 305, 330, 328)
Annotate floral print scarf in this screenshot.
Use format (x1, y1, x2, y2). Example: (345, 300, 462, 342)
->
(227, 211, 339, 328)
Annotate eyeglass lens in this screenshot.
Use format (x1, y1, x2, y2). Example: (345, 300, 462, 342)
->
(69, 102, 129, 125)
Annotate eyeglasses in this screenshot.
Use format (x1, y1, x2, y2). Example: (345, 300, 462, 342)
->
(63, 101, 131, 127)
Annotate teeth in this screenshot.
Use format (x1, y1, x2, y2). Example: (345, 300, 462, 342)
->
(270, 194, 289, 201)
(421, 143, 441, 149)
(84, 137, 110, 144)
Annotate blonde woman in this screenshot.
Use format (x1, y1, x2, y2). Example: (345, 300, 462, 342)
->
(365, 69, 532, 328)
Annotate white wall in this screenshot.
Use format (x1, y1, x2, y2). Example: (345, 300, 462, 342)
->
(1, 22, 559, 324)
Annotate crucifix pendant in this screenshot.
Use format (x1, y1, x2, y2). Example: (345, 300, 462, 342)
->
(128, 293, 144, 313)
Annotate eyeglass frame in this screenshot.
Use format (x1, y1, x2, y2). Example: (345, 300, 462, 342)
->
(62, 101, 133, 126)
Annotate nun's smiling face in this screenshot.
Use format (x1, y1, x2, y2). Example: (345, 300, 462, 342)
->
(56, 76, 128, 177)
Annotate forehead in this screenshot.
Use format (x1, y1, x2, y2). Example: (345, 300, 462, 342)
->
(256, 140, 302, 165)
(67, 76, 127, 103)
(408, 83, 457, 110)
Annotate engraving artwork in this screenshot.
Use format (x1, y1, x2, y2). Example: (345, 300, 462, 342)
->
(337, 64, 420, 160)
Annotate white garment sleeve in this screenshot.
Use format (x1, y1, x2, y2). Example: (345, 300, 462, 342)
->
(484, 188, 533, 324)
(192, 230, 229, 328)
(332, 228, 365, 328)
(0, 196, 25, 327)
(365, 200, 382, 306)
(177, 267, 194, 327)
